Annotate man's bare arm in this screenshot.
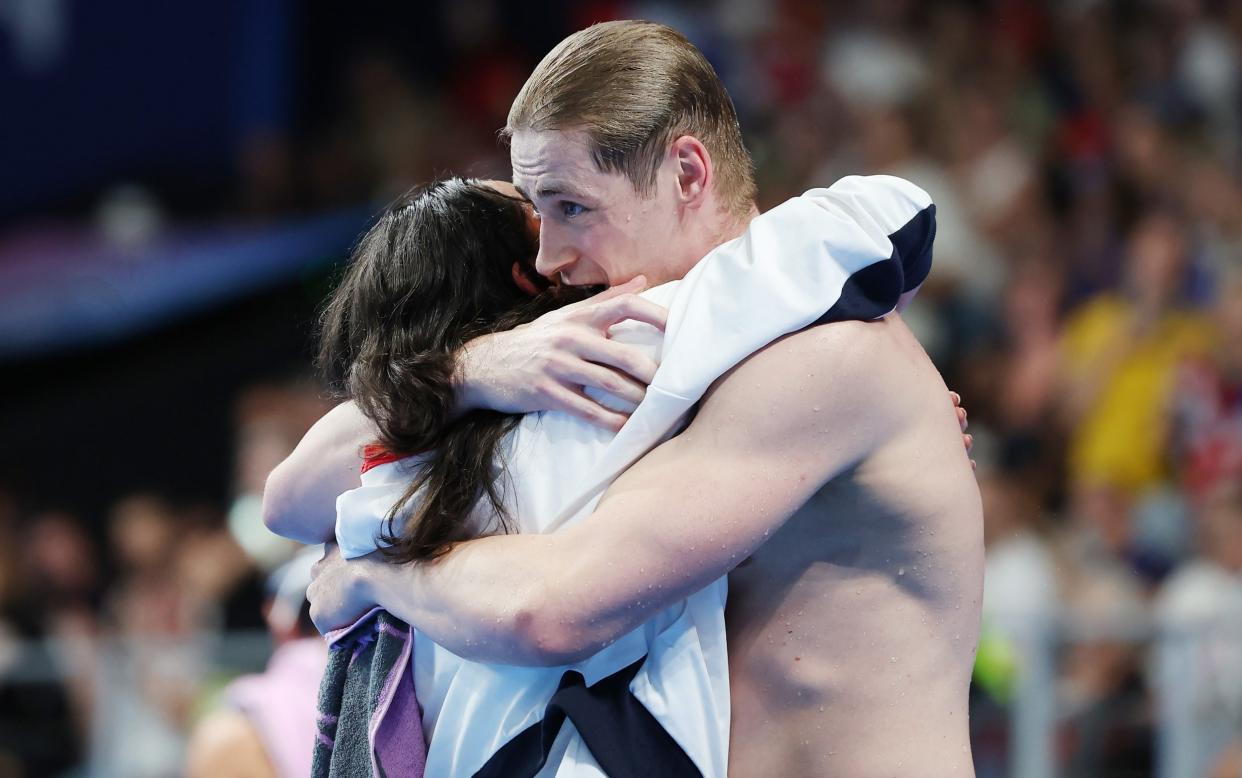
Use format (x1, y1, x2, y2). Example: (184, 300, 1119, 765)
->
(311, 322, 912, 663)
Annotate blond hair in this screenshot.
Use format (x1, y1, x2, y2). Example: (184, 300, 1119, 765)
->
(506, 20, 756, 217)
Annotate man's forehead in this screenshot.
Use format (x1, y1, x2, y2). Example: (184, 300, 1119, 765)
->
(510, 129, 603, 196)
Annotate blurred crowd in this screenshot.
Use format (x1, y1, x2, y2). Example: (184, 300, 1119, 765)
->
(4, 0, 1242, 776)
(0, 384, 329, 776)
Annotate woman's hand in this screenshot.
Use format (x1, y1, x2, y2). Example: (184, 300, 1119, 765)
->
(454, 276, 669, 430)
(308, 543, 378, 634)
(951, 390, 975, 470)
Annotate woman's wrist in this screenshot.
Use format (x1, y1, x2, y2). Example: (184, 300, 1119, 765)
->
(450, 335, 491, 417)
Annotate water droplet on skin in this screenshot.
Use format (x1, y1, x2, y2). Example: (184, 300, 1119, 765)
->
(890, 656, 898, 663)
(898, 567, 905, 576)
(812, 405, 821, 412)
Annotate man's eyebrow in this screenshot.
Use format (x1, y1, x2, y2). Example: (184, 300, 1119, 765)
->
(516, 182, 582, 199)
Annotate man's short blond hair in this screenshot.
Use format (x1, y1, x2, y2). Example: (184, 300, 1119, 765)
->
(506, 20, 757, 217)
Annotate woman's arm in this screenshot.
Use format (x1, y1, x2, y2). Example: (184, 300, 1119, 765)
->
(262, 401, 374, 544)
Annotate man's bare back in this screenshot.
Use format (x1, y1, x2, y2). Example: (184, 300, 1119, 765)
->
(724, 316, 982, 776)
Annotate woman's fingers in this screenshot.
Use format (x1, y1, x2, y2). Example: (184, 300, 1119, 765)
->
(571, 333, 660, 385)
(556, 358, 648, 406)
(545, 385, 630, 431)
(584, 293, 669, 332)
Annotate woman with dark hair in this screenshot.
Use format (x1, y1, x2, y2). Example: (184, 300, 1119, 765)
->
(318, 177, 591, 565)
(295, 174, 942, 776)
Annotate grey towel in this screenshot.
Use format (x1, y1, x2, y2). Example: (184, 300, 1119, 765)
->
(312, 608, 426, 777)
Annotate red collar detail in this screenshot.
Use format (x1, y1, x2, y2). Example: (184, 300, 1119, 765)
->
(360, 444, 410, 474)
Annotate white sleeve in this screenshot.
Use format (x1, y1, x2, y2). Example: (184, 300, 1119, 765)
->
(801, 174, 936, 296)
(334, 458, 425, 559)
(648, 173, 937, 402)
(545, 175, 940, 526)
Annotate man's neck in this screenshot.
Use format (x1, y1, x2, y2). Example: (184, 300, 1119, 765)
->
(677, 201, 760, 279)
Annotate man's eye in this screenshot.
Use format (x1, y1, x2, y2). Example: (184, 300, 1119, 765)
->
(560, 201, 586, 218)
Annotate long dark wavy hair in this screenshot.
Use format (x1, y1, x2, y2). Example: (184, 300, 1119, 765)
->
(318, 178, 591, 563)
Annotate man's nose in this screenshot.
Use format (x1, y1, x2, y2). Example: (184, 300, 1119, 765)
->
(534, 221, 574, 278)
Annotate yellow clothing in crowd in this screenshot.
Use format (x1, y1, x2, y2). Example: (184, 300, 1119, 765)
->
(1061, 294, 1212, 494)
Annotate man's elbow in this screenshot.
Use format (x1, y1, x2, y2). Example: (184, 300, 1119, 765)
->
(508, 592, 602, 667)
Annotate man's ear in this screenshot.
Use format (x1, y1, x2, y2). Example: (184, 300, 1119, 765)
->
(670, 135, 713, 210)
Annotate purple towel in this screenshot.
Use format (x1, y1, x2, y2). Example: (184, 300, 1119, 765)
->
(312, 607, 427, 777)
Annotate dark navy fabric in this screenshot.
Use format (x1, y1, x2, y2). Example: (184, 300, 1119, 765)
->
(893, 203, 937, 293)
(473, 656, 702, 778)
(813, 202, 937, 325)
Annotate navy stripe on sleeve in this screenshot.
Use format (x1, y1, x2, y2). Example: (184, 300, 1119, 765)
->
(893, 203, 936, 293)
(814, 202, 936, 324)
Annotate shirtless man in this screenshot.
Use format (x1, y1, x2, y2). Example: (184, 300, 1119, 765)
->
(282, 21, 983, 775)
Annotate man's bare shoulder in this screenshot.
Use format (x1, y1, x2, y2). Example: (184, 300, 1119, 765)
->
(703, 318, 909, 414)
(678, 318, 912, 462)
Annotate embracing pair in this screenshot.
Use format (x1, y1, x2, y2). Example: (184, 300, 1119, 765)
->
(265, 19, 983, 778)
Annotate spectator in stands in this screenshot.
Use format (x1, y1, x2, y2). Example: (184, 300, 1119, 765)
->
(0, 499, 94, 775)
(1154, 485, 1242, 774)
(186, 548, 326, 778)
(1059, 209, 1213, 495)
(1058, 567, 1153, 777)
(1171, 272, 1242, 499)
(93, 495, 206, 778)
